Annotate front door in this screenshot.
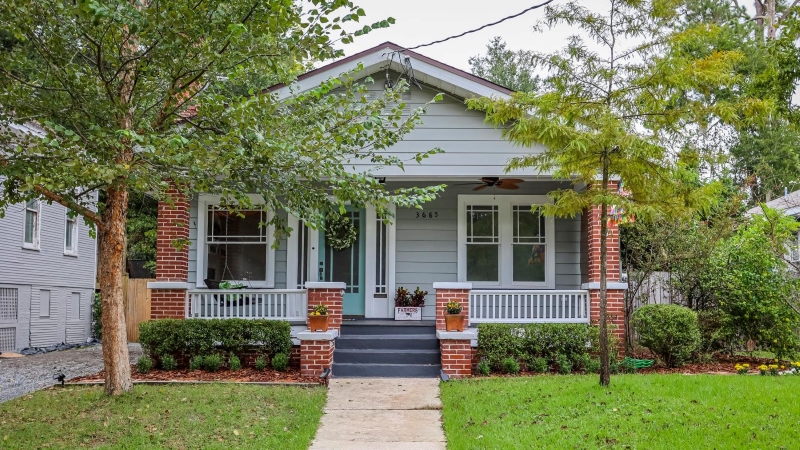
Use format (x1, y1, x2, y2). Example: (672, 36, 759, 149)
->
(318, 208, 366, 316)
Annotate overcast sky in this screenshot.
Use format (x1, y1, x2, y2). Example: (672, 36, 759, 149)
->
(332, 0, 583, 71)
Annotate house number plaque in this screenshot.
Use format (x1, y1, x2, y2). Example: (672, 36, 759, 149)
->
(415, 211, 439, 219)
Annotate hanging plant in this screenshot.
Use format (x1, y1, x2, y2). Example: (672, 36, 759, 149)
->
(325, 214, 358, 251)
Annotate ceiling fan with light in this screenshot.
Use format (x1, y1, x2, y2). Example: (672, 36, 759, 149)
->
(462, 177, 525, 191)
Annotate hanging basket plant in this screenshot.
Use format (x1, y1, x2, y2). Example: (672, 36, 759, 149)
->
(325, 213, 358, 251)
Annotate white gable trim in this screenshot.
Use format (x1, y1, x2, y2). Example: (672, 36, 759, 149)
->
(271, 45, 512, 102)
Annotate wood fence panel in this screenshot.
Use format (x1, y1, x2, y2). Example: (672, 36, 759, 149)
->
(123, 277, 153, 342)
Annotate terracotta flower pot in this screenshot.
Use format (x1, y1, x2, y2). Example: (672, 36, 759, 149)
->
(308, 314, 330, 332)
(445, 313, 465, 332)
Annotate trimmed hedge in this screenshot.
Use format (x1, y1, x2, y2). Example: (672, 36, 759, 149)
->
(632, 304, 700, 367)
(477, 323, 597, 373)
(139, 319, 293, 366)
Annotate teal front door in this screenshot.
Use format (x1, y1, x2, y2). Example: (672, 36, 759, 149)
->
(318, 208, 366, 316)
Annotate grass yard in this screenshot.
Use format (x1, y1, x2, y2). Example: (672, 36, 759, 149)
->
(0, 384, 325, 449)
(441, 374, 800, 449)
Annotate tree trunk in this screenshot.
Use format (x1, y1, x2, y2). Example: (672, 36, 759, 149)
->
(599, 156, 611, 387)
(766, 0, 777, 39)
(98, 185, 133, 395)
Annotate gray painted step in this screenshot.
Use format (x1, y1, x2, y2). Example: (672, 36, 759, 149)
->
(340, 324, 436, 336)
(336, 334, 439, 350)
(334, 348, 440, 365)
(332, 363, 442, 378)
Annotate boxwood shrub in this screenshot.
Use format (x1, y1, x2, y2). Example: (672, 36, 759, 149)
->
(477, 323, 596, 373)
(139, 318, 292, 367)
(632, 304, 700, 367)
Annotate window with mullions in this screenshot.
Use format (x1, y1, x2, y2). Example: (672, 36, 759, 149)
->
(512, 205, 546, 282)
(23, 199, 40, 249)
(465, 205, 499, 282)
(206, 207, 269, 282)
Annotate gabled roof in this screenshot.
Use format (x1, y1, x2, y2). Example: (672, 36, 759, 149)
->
(269, 41, 513, 101)
(746, 189, 800, 217)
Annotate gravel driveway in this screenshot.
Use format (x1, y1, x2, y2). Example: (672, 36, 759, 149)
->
(0, 343, 142, 403)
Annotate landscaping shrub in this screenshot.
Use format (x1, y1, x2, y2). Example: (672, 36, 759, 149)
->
(254, 356, 267, 371)
(529, 357, 548, 374)
(632, 304, 701, 367)
(584, 357, 601, 374)
(477, 360, 490, 376)
(502, 357, 520, 375)
(478, 323, 593, 371)
(136, 355, 154, 374)
(229, 354, 241, 371)
(271, 353, 289, 372)
(203, 353, 223, 372)
(139, 318, 293, 364)
(556, 354, 573, 375)
(91, 292, 102, 339)
(189, 355, 204, 371)
(160, 354, 178, 371)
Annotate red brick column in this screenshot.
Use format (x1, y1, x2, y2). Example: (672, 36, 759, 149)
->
(305, 282, 345, 331)
(583, 180, 627, 352)
(297, 330, 337, 377)
(433, 283, 472, 331)
(149, 185, 190, 319)
(438, 336, 475, 378)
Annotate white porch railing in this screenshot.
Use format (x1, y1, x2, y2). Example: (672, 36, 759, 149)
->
(469, 290, 590, 324)
(188, 289, 307, 321)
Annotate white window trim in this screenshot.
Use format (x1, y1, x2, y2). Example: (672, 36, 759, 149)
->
(22, 200, 41, 250)
(458, 194, 555, 289)
(64, 209, 79, 256)
(196, 194, 276, 288)
(364, 204, 396, 318)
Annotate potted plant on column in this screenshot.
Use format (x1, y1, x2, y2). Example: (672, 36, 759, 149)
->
(445, 300, 465, 332)
(394, 287, 426, 320)
(308, 304, 329, 332)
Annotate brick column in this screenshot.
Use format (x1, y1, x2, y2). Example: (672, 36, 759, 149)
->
(437, 330, 477, 378)
(149, 185, 190, 320)
(305, 282, 345, 331)
(297, 330, 338, 377)
(583, 180, 627, 351)
(433, 282, 472, 331)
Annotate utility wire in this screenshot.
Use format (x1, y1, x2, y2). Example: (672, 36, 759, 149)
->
(404, 0, 555, 51)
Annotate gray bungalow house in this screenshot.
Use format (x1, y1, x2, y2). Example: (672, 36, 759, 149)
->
(148, 42, 627, 377)
(1, 122, 96, 353)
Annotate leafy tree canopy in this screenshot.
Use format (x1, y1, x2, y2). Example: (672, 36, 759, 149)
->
(468, 37, 540, 92)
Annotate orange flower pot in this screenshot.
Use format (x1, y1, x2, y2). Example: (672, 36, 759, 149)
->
(445, 314, 465, 332)
(308, 314, 330, 332)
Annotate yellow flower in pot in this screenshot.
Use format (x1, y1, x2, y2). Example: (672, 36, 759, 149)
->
(445, 300, 465, 332)
(308, 304, 330, 332)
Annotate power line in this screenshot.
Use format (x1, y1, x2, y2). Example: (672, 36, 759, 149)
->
(404, 0, 555, 51)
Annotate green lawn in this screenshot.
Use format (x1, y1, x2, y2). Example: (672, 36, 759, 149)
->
(441, 375, 800, 449)
(0, 384, 326, 449)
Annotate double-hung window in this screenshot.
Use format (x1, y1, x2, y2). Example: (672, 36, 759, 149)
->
(23, 199, 40, 250)
(203, 204, 274, 286)
(64, 210, 78, 255)
(458, 195, 555, 288)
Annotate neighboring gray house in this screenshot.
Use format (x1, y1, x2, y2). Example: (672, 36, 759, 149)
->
(746, 189, 800, 263)
(0, 123, 96, 352)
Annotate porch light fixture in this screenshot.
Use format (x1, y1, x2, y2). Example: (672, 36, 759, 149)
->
(375, 177, 386, 184)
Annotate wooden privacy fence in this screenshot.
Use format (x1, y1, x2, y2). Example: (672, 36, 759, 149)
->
(123, 277, 153, 342)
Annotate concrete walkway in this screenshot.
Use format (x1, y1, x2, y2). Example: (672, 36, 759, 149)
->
(309, 378, 446, 450)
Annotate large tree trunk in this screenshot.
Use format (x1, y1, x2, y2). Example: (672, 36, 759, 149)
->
(98, 185, 133, 395)
(599, 158, 611, 387)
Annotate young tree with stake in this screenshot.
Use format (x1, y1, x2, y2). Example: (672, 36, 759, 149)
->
(469, 0, 770, 386)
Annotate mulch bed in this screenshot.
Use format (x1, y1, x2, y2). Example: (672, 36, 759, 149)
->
(69, 364, 320, 384)
(637, 355, 776, 375)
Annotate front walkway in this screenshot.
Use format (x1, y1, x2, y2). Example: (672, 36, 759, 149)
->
(309, 378, 446, 450)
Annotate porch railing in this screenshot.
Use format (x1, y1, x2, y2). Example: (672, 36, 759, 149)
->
(469, 290, 590, 324)
(187, 289, 307, 321)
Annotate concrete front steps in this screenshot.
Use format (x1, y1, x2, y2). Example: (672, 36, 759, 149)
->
(333, 320, 441, 377)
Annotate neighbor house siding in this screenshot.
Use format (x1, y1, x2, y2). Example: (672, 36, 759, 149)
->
(0, 198, 96, 350)
(389, 181, 583, 319)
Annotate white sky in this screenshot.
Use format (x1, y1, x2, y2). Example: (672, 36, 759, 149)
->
(332, 0, 581, 72)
